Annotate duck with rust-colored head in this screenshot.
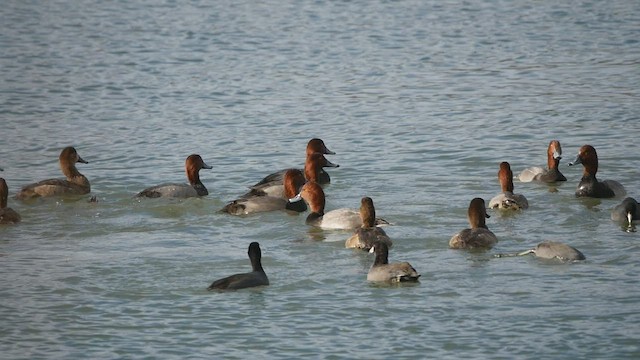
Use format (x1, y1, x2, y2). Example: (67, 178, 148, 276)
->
(449, 198, 498, 250)
(222, 169, 307, 215)
(568, 145, 625, 198)
(251, 138, 338, 187)
(518, 140, 567, 183)
(489, 162, 529, 210)
(137, 154, 212, 198)
(16, 146, 90, 200)
(289, 182, 389, 230)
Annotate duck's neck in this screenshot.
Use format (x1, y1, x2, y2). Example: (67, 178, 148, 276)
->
(306, 211, 324, 226)
(374, 250, 388, 266)
(61, 163, 89, 189)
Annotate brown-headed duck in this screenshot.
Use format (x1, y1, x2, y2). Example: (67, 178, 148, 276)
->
(0, 178, 21, 224)
(518, 140, 567, 183)
(221, 169, 307, 215)
(449, 198, 498, 250)
(367, 241, 420, 282)
(568, 145, 625, 198)
(16, 146, 90, 200)
(251, 138, 337, 187)
(137, 154, 212, 198)
(345, 197, 392, 250)
(489, 162, 529, 210)
(243, 153, 337, 198)
(207, 242, 269, 291)
(289, 181, 389, 230)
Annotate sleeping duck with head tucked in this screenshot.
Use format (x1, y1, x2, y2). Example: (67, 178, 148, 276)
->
(16, 146, 90, 200)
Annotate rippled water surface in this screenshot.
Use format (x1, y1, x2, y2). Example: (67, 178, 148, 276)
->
(1, 0, 639, 358)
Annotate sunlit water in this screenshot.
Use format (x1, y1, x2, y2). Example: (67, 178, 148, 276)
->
(1, 0, 639, 358)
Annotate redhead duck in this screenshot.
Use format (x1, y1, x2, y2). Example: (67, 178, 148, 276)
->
(0, 178, 21, 224)
(207, 242, 269, 291)
(489, 162, 529, 210)
(568, 145, 625, 198)
(449, 198, 498, 250)
(16, 146, 90, 200)
(367, 241, 420, 282)
(345, 197, 392, 250)
(243, 153, 337, 198)
(252, 138, 337, 187)
(518, 140, 567, 183)
(517, 241, 585, 261)
(137, 154, 212, 198)
(289, 181, 389, 230)
(221, 169, 307, 215)
(611, 197, 639, 227)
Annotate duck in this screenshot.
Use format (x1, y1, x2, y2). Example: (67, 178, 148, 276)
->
(0, 178, 21, 224)
(137, 154, 212, 198)
(251, 138, 337, 187)
(449, 198, 498, 250)
(289, 181, 389, 230)
(611, 197, 639, 226)
(517, 241, 585, 261)
(518, 140, 567, 183)
(221, 169, 307, 215)
(242, 153, 337, 199)
(568, 145, 625, 198)
(207, 242, 269, 291)
(367, 241, 420, 282)
(345, 197, 392, 250)
(489, 162, 529, 210)
(16, 146, 90, 200)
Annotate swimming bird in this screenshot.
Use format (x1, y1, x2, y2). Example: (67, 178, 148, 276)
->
(16, 146, 90, 200)
(207, 242, 269, 291)
(489, 162, 529, 210)
(221, 169, 307, 215)
(345, 197, 392, 251)
(0, 178, 21, 224)
(251, 138, 337, 186)
(449, 198, 498, 250)
(137, 154, 212, 198)
(568, 145, 625, 198)
(611, 197, 639, 227)
(289, 181, 389, 230)
(517, 241, 585, 261)
(242, 153, 337, 199)
(518, 140, 567, 183)
(367, 241, 420, 282)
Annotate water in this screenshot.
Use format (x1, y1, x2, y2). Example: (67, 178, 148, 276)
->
(1, 0, 639, 358)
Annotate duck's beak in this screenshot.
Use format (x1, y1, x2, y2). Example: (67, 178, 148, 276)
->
(289, 193, 303, 203)
(77, 155, 89, 164)
(568, 154, 581, 166)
